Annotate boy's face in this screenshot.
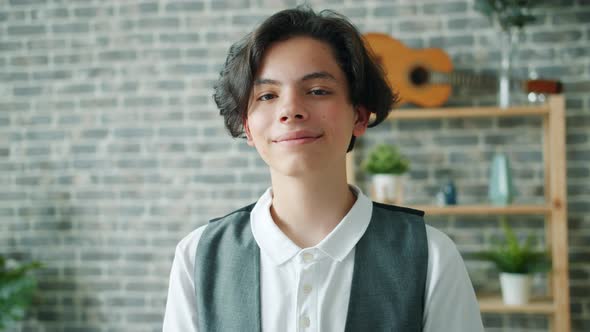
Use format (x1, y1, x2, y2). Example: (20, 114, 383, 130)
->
(244, 36, 369, 177)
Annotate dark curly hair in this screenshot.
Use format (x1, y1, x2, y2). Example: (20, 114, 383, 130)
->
(213, 6, 397, 152)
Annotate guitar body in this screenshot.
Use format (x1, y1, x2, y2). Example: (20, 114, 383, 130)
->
(364, 33, 453, 107)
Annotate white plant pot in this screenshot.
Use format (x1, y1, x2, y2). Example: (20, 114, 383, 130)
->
(500, 272, 532, 305)
(371, 174, 402, 203)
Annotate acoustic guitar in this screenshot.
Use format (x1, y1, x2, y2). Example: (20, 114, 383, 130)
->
(363, 32, 562, 107)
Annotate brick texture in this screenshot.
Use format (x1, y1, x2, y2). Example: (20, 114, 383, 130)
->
(1, 0, 589, 331)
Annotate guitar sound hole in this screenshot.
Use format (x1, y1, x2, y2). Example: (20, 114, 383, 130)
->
(410, 66, 429, 86)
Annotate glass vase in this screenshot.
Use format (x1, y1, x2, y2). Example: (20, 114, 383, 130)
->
(498, 28, 519, 108)
(488, 152, 515, 206)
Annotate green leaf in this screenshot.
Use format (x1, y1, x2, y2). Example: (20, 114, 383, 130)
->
(0, 256, 42, 329)
(362, 144, 410, 175)
(474, 0, 537, 30)
(472, 221, 550, 274)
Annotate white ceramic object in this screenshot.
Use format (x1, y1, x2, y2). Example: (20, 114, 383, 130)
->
(372, 174, 400, 203)
(500, 272, 532, 305)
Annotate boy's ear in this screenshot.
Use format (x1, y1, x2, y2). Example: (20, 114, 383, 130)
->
(244, 117, 255, 146)
(352, 105, 370, 137)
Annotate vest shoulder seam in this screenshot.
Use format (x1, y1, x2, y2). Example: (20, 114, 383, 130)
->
(372, 201, 425, 217)
(208, 202, 256, 223)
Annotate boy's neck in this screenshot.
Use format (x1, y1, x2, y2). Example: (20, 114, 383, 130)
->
(269, 171, 357, 248)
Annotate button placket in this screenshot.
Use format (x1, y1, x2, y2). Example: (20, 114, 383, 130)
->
(297, 250, 318, 331)
(300, 315, 311, 328)
(302, 252, 314, 263)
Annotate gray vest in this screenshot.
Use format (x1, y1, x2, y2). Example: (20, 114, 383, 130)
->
(194, 202, 428, 332)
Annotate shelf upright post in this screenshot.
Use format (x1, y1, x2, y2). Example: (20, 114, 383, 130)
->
(548, 95, 570, 332)
(543, 98, 554, 304)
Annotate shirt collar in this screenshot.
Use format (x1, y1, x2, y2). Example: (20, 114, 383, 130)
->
(250, 185, 373, 266)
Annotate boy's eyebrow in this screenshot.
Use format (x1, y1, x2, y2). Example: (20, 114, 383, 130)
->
(253, 71, 338, 86)
(254, 78, 281, 86)
(301, 71, 337, 82)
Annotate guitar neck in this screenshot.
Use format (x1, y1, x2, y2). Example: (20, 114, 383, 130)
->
(429, 71, 561, 94)
(430, 71, 502, 90)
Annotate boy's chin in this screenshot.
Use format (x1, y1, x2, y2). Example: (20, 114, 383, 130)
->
(269, 158, 327, 178)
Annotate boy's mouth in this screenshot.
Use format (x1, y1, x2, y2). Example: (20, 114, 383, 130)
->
(273, 130, 323, 144)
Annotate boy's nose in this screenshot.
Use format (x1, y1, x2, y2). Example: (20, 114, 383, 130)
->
(279, 94, 309, 123)
(280, 111, 307, 123)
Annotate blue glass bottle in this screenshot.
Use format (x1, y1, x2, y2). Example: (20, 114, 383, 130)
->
(443, 179, 457, 205)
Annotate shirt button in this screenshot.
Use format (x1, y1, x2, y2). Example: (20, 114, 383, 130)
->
(303, 284, 312, 294)
(300, 315, 310, 328)
(302, 252, 314, 263)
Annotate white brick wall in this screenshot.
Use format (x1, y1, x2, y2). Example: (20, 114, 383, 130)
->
(1, 0, 589, 331)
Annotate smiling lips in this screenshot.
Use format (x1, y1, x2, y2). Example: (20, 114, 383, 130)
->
(273, 130, 323, 145)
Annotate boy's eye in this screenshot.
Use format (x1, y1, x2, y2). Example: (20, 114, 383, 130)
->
(309, 89, 330, 96)
(257, 93, 276, 101)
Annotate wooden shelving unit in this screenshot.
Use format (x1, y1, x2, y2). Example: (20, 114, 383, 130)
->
(409, 204, 552, 216)
(478, 294, 555, 314)
(346, 95, 570, 332)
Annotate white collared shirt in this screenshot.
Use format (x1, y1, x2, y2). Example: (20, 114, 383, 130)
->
(163, 186, 484, 332)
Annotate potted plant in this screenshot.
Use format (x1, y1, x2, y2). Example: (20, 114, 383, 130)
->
(362, 144, 410, 204)
(473, 219, 551, 305)
(474, 0, 536, 31)
(0, 255, 42, 330)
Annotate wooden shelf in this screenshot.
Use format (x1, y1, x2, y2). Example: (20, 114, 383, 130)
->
(478, 294, 555, 314)
(347, 96, 570, 331)
(403, 204, 552, 216)
(388, 104, 550, 120)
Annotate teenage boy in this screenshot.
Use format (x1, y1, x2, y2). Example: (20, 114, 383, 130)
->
(163, 6, 484, 332)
